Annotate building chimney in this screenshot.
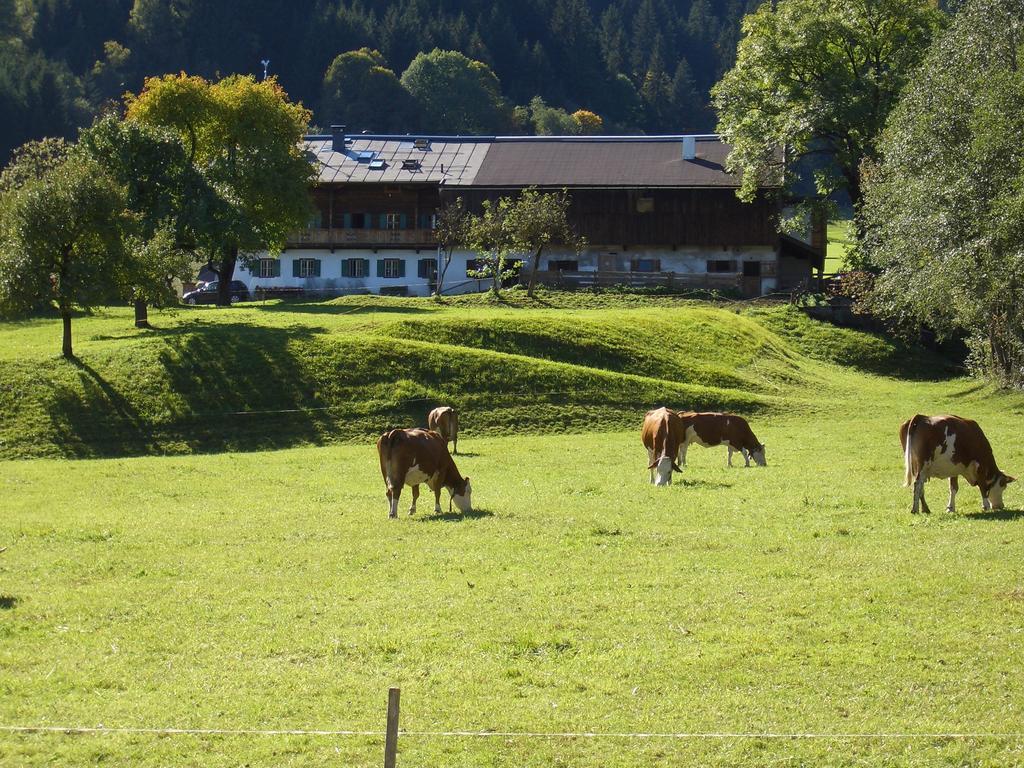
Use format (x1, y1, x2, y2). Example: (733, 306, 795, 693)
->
(682, 136, 696, 161)
(331, 125, 347, 153)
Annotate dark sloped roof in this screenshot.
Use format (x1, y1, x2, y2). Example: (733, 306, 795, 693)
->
(302, 134, 772, 189)
(472, 136, 745, 188)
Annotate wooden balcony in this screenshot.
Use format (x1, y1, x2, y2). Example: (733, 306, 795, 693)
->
(286, 228, 437, 248)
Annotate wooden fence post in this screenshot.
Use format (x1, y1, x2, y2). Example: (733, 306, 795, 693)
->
(383, 687, 401, 768)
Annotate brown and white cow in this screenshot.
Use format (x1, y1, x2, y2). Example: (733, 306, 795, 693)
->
(900, 414, 1014, 514)
(427, 406, 459, 454)
(677, 412, 766, 467)
(641, 407, 686, 485)
(377, 428, 472, 518)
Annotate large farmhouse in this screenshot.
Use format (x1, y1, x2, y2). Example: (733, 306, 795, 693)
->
(235, 126, 823, 298)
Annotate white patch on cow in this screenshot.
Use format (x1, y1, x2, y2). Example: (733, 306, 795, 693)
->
(924, 429, 972, 482)
(685, 426, 711, 448)
(654, 456, 674, 486)
(451, 479, 472, 513)
(988, 477, 1008, 510)
(750, 445, 767, 467)
(405, 463, 430, 486)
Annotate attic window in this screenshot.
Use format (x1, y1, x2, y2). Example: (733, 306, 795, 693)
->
(369, 159, 386, 170)
(355, 150, 375, 163)
(401, 159, 421, 170)
(414, 138, 431, 150)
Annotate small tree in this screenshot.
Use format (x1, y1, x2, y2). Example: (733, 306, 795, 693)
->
(0, 152, 128, 358)
(571, 110, 603, 135)
(504, 187, 584, 298)
(433, 197, 472, 296)
(467, 198, 518, 296)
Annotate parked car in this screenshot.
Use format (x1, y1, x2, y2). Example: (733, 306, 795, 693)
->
(182, 280, 249, 305)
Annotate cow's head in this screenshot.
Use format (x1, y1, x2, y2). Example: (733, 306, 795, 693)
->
(750, 443, 767, 467)
(650, 456, 681, 486)
(451, 476, 472, 513)
(986, 472, 1015, 509)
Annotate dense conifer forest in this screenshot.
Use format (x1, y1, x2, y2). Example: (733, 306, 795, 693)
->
(0, 0, 761, 161)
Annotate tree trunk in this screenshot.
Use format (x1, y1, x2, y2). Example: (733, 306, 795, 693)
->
(526, 246, 543, 298)
(435, 252, 451, 296)
(217, 245, 238, 306)
(61, 309, 73, 359)
(134, 299, 150, 329)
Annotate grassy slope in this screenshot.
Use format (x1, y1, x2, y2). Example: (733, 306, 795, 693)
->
(0, 294, 917, 461)
(3, 295, 1023, 766)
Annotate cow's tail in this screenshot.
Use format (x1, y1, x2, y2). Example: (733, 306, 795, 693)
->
(903, 415, 924, 487)
(378, 429, 402, 483)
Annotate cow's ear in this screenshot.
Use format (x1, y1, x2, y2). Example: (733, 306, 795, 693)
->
(1005, 474, 1016, 485)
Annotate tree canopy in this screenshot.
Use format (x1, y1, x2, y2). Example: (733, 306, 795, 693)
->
(400, 49, 509, 134)
(126, 73, 314, 305)
(858, 0, 1024, 385)
(712, 0, 945, 209)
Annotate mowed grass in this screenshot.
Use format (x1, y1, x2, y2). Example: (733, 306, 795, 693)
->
(827, 220, 855, 273)
(2, 296, 1024, 766)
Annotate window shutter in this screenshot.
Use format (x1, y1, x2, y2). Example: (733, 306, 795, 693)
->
(398, 259, 406, 278)
(313, 259, 321, 277)
(341, 259, 350, 278)
(376, 258, 385, 278)
(400, 214, 407, 230)
(272, 259, 281, 278)
(292, 259, 300, 277)
(379, 214, 388, 229)
(343, 213, 351, 229)
(361, 258, 370, 277)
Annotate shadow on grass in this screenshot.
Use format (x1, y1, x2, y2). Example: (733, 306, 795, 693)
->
(0, 596, 18, 610)
(963, 508, 1024, 522)
(251, 301, 434, 316)
(417, 507, 495, 522)
(674, 478, 733, 489)
(47, 322, 335, 458)
(452, 451, 481, 458)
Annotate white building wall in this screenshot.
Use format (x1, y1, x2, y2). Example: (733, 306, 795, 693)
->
(238, 244, 781, 296)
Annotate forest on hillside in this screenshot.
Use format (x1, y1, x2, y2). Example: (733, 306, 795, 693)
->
(0, 0, 762, 161)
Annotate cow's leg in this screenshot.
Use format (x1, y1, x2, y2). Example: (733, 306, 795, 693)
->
(433, 485, 443, 514)
(913, 474, 931, 514)
(742, 448, 751, 468)
(678, 443, 688, 466)
(648, 449, 655, 484)
(982, 489, 992, 512)
(452, 432, 458, 455)
(727, 446, 734, 467)
(387, 482, 401, 519)
(947, 477, 958, 513)
(409, 484, 419, 515)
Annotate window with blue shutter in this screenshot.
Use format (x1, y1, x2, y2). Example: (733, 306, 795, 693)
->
(341, 259, 350, 277)
(361, 258, 370, 276)
(418, 258, 435, 279)
(379, 213, 388, 230)
(292, 258, 301, 277)
(379, 258, 404, 278)
(399, 213, 407, 230)
(343, 213, 352, 229)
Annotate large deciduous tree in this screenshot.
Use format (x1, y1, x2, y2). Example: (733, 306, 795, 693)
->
(125, 73, 314, 306)
(858, 0, 1024, 385)
(712, 0, 944, 210)
(0, 148, 128, 358)
(401, 49, 510, 134)
(77, 115, 203, 327)
(320, 48, 417, 133)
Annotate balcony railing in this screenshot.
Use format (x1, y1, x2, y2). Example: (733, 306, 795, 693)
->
(286, 228, 437, 247)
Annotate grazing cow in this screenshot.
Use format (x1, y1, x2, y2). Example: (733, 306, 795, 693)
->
(377, 428, 472, 518)
(677, 412, 766, 467)
(427, 406, 459, 454)
(641, 407, 686, 485)
(900, 414, 1014, 514)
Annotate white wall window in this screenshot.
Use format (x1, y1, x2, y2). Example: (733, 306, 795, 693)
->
(381, 258, 403, 278)
(297, 258, 318, 277)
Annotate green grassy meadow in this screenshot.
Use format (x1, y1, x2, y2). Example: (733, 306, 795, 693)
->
(2, 295, 1024, 766)
(827, 220, 855, 273)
